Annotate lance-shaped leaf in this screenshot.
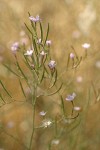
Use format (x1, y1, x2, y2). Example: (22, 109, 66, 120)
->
(16, 60, 27, 81)
(39, 22, 43, 42)
(44, 23, 49, 46)
(0, 93, 6, 103)
(3, 64, 20, 78)
(32, 35, 38, 57)
(73, 56, 82, 68)
(0, 80, 12, 98)
(40, 66, 45, 83)
(19, 79, 26, 98)
(61, 96, 65, 116)
(49, 69, 58, 88)
(67, 53, 70, 68)
(46, 83, 63, 96)
(24, 23, 33, 35)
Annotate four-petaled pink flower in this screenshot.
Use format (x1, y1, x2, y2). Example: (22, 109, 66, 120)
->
(65, 92, 76, 101)
(24, 49, 33, 56)
(46, 40, 51, 46)
(11, 42, 19, 53)
(29, 15, 41, 22)
(48, 60, 56, 69)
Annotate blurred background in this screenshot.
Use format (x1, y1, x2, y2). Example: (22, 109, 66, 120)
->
(0, 0, 100, 150)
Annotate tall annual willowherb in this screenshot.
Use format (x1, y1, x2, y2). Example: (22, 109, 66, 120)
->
(1, 13, 98, 150)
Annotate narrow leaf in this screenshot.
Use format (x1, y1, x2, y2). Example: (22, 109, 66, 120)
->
(16, 61, 27, 81)
(49, 69, 57, 88)
(39, 22, 43, 42)
(61, 96, 65, 116)
(44, 23, 49, 46)
(40, 67, 45, 83)
(46, 83, 63, 96)
(3, 64, 20, 78)
(0, 80, 12, 98)
(0, 93, 6, 103)
(19, 79, 26, 98)
(24, 23, 33, 35)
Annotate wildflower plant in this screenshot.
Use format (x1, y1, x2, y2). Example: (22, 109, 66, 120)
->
(0, 13, 97, 150)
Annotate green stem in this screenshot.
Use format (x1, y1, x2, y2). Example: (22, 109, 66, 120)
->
(28, 84, 37, 150)
(28, 105, 36, 150)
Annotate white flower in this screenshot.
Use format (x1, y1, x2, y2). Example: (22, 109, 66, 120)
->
(46, 40, 51, 46)
(73, 106, 82, 111)
(37, 38, 42, 44)
(48, 60, 56, 69)
(42, 119, 52, 128)
(40, 51, 47, 56)
(29, 15, 41, 22)
(70, 53, 75, 59)
(24, 50, 33, 56)
(82, 43, 90, 49)
(11, 42, 19, 52)
(39, 111, 47, 116)
(65, 92, 76, 101)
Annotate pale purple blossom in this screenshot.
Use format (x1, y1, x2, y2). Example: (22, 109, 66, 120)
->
(70, 53, 75, 59)
(46, 40, 51, 46)
(65, 92, 76, 101)
(82, 43, 90, 49)
(39, 111, 47, 116)
(11, 42, 19, 52)
(29, 15, 41, 22)
(24, 49, 33, 56)
(48, 60, 56, 69)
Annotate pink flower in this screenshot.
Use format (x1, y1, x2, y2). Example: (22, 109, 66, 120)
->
(65, 93, 76, 101)
(82, 43, 90, 49)
(11, 42, 19, 52)
(29, 15, 41, 22)
(39, 111, 47, 116)
(70, 53, 75, 59)
(24, 49, 33, 56)
(46, 40, 51, 46)
(48, 60, 56, 69)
